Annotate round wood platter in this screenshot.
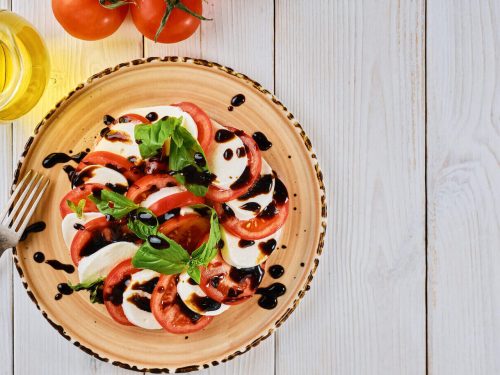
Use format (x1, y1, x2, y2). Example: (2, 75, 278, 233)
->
(13, 57, 327, 373)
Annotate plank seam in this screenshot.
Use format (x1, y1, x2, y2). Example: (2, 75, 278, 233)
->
(424, 0, 429, 374)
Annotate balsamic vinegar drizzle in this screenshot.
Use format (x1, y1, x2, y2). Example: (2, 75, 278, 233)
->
(238, 174, 273, 200)
(20, 221, 46, 241)
(145, 112, 158, 122)
(256, 283, 286, 310)
(187, 294, 222, 313)
(131, 277, 159, 294)
(33, 252, 45, 263)
(107, 275, 131, 306)
(269, 265, 285, 279)
(103, 114, 115, 125)
(55, 283, 74, 300)
(252, 132, 272, 151)
(42, 151, 87, 168)
(231, 94, 246, 107)
(33, 252, 75, 273)
(258, 239, 277, 256)
(127, 295, 152, 312)
(215, 129, 235, 143)
(223, 148, 233, 160)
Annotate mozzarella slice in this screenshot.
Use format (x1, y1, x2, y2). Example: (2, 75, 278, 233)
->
(75, 165, 128, 188)
(140, 185, 186, 208)
(221, 227, 283, 268)
(207, 122, 248, 190)
(61, 212, 104, 249)
(122, 269, 162, 330)
(127, 105, 198, 140)
(177, 272, 230, 316)
(225, 158, 275, 221)
(78, 242, 139, 284)
(95, 122, 140, 159)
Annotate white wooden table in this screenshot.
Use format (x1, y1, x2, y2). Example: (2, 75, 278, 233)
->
(1, 1, 499, 374)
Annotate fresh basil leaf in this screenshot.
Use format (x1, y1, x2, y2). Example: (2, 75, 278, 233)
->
(190, 206, 221, 266)
(127, 208, 158, 240)
(132, 233, 190, 275)
(187, 265, 201, 284)
(135, 116, 183, 159)
(88, 190, 138, 219)
(68, 277, 105, 304)
(66, 199, 86, 219)
(169, 125, 211, 196)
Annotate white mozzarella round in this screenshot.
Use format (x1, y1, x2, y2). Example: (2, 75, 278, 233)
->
(177, 272, 230, 316)
(122, 269, 162, 330)
(140, 185, 186, 208)
(207, 122, 248, 190)
(225, 158, 275, 221)
(76, 165, 128, 188)
(95, 122, 140, 159)
(61, 212, 104, 249)
(78, 242, 139, 284)
(221, 227, 283, 268)
(127, 105, 198, 140)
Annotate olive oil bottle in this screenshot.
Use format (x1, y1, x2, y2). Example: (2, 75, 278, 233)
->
(0, 10, 50, 122)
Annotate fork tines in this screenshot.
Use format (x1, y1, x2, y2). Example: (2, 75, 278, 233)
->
(0, 170, 50, 235)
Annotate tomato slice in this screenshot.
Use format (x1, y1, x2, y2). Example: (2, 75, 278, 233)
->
(125, 174, 179, 203)
(59, 183, 107, 218)
(117, 113, 150, 125)
(173, 102, 214, 154)
(214, 178, 289, 240)
(70, 217, 139, 265)
(206, 127, 262, 203)
(151, 275, 213, 334)
(103, 259, 141, 326)
(159, 213, 210, 252)
(77, 151, 143, 183)
(148, 192, 205, 217)
(199, 253, 264, 305)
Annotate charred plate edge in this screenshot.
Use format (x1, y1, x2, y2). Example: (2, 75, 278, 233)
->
(11, 57, 328, 374)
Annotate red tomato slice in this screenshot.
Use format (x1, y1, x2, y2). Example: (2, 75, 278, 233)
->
(103, 259, 141, 326)
(199, 253, 264, 305)
(148, 192, 205, 217)
(159, 213, 210, 252)
(125, 174, 179, 203)
(173, 102, 214, 154)
(214, 178, 290, 240)
(59, 183, 107, 218)
(151, 275, 213, 334)
(117, 113, 150, 125)
(70, 217, 138, 265)
(77, 151, 143, 183)
(206, 127, 262, 203)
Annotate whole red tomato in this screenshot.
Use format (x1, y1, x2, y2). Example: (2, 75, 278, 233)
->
(131, 0, 204, 43)
(52, 0, 129, 41)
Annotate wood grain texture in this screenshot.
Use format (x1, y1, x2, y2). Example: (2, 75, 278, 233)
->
(146, 2, 275, 374)
(427, 1, 500, 374)
(274, 1, 426, 374)
(10, 1, 143, 374)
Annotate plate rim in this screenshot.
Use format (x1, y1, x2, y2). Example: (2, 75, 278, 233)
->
(11, 56, 327, 373)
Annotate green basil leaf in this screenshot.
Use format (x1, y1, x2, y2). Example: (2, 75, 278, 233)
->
(88, 190, 138, 219)
(190, 206, 221, 266)
(135, 116, 183, 159)
(132, 233, 190, 275)
(187, 265, 201, 284)
(68, 277, 105, 304)
(127, 208, 158, 240)
(66, 199, 86, 219)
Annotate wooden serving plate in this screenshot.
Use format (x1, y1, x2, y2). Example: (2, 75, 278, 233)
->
(13, 57, 327, 372)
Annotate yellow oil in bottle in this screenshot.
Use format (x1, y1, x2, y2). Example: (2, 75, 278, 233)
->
(0, 10, 50, 122)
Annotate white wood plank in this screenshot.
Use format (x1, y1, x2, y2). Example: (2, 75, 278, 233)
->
(427, 1, 500, 374)
(274, 1, 426, 374)
(146, 1, 276, 374)
(10, 1, 142, 374)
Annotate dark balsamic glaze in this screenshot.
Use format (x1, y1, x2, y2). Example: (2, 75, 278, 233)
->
(235, 147, 246, 158)
(157, 208, 181, 224)
(119, 115, 132, 123)
(194, 152, 206, 167)
(100, 127, 110, 137)
(127, 295, 152, 312)
(57, 283, 73, 296)
(46, 260, 75, 274)
(219, 204, 235, 222)
(55, 293, 62, 301)
(300, 262, 305, 267)
(227, 106, 234, 111)
(223, 148, 233, 160)
(230, 94, 246, 107)
(105, 183, 128, 194)
(209, 274, 224, 289)
(104, 129, 131, 143)
(214, 129, 235, 143)
(63, 165, 76, 182)
(269, 265, 284, 279)
(252, 132, 272, 151)
(33, 252, 45, 263)
(238, 175, 273, 200)
(258, 239, 277, 256)
(229, 265, 264, 290)
(79, 221, 137, 258)
(131, 277, 159, 294)
(148, 235, 170, 249)
(273, 178, 289, 205)
(176, 295, 202, 323)
(240, 202, 261, 212)
(174, 165, 215, 187)
(131, 210, 157, 226)
(146, 112, 158, 122)
(107, 275, 131, 306)
(42, 151, 87, 168)
(238, 239, 255, 248)
(229, 166, 251, 190)
(187, 294, 221, 313)
(258, 202, 278, 219)
(256, 283, 286, 309)
(20, 221, 46, 241)
(71, 165, 99, 187)
(103, 114, 115, 125)
(188, 278, 197, 285)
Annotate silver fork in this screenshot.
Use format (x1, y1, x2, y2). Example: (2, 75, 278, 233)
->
(0, 170, 50, 257)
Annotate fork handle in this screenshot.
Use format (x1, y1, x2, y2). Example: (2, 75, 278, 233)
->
(0, 226, 19, 256)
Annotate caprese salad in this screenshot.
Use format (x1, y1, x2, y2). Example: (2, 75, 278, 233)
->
(59, 102, 289, 334)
